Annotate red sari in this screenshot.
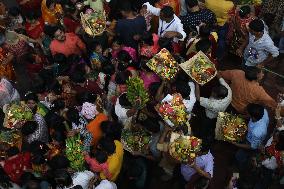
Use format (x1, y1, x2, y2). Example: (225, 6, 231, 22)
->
(25, 18, 45, 40)
(3, 152, 31, 184)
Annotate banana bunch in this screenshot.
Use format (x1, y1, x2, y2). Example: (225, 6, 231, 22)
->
(126, 77, 149, 109)
(65, 135, 85, 171)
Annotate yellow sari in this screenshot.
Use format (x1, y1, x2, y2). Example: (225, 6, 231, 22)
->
(41, 0, 63, 25)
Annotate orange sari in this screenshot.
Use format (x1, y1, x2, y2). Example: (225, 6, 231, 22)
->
(41, 0, 63, 25)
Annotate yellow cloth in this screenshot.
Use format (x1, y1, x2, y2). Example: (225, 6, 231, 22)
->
(205, 0, 234, 26)
(41, 0, 63, 25)
(100, 140, 124, 181)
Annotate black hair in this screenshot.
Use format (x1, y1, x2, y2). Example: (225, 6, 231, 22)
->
(247, 103, 264, 121)
(141, 32, 154, 46)
(176, 71, 190, 83)
(92, 149, 108, 164)
(126, 159, 143, 179)
(46, 0, 55, 9)
(25, 11, 40, 21)
(50, 99, 65, 112)
(6, 146, 19, 157)
(25, 92, 39, 102)
(117, 50, 133, 71)
(31, 77, 46, 94)
(48, 80, 62, 95)
(0, 167, 12, 188)
(102, 63, 115, 92)
(29, 141, 49, 155)
(112, 38, 122, 46)
(119, 93, 132, 108)
(66, 107, 80, 125)
(53, 169, 73, 188)
(44, 112, 65, 132)
(119, 1, 133, 12)
(244, 67, 260, 81)
(200, 139, 211, 153)
(8, 7, 21, 17)
(115, 71, 131, 84)
(31, 154, 47, 165)
(100, 121, 122, 140)
(48, 155, 70, 170)
(67, 54, 81, 64)
(46, 25, 64, 38)
(176, 81, 191, 98)
(21, 121, 38, 136)
(239, 5, 251, 19)
(76, 92, 97, 105)
(199, 25, 211, 39)
(141, 118, 160, 133)
(51, 129, 67, 144)
(148, 82, 161, 97)
(194, 177, 209, 189)
(196, 39, 212, 54)
(275, 130, 284, 151)
(70, 71, 86, 83)
(158, 37, 173, 52)
(20, 172, 37, 187)
(98, 137, 116, 155)
(249, 19, 264, 32)
(53, 53, 67, 64)
(212, 85, 228, 99)
(44, 25, 58, 38)
(160, 6, 174, 19)
(185, 0, 198, 9)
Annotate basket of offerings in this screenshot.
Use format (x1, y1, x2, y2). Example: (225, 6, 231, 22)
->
(156, 93, 189, 127)
(146, 48, 179, 80)
(179, 51, 217, 85)
(215, 112, 247, 142)
(126, 77, 149, 110)
(0, 130, 22, 159)
(121, 128, 152, 154)
(3, 103, 33, 129)
(80, 10, 106, 37)
(65, 134, 85, 171)
(169, 133, 202, 163)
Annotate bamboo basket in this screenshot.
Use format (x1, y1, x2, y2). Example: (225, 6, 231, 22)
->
(80, 11, 106, 37)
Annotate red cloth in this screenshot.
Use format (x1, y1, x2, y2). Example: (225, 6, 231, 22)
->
(50, 33, 86, 57)
(73, 79, 104, 95)
(3, 153, 31, 184)
(63, 17, 80, 33)
(25, 18, 45, 40)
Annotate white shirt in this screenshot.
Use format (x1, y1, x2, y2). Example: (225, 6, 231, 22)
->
(58, 171, 95, 189)
(181, 151, 214, 181)
(200, 78, 232, 119)
(114, 99, 132, 126)
(95, 180, 117, 189)
(244, 31, 279, 67)
(143, 2, 186, 42)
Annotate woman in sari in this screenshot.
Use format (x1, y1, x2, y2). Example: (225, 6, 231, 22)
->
(0, 38, 15, 80)
(227, 5, 255, 56)
(41, 0, 63, 25)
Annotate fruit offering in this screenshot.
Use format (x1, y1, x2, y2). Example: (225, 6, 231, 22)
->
(146, 48, 179, 80)
(81, 11, 106, 36)
(169, 136, 202, 163)
(180, 51, 216, 85)
(216, 112, 247, 142)
(126, 77, 149, 109)
(65, 135, 85, 171)
(4, 103, 33, 128)
(121, 128, 151, 153)
(156, 93, 188, 126)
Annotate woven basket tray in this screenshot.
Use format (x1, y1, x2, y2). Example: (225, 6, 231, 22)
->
(80, 11, 106, 37)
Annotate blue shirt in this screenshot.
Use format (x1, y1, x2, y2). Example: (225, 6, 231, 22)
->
(247, 109, 269, 149)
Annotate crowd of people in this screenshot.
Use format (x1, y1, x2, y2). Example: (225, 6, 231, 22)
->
(0, 0, 283, 188)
